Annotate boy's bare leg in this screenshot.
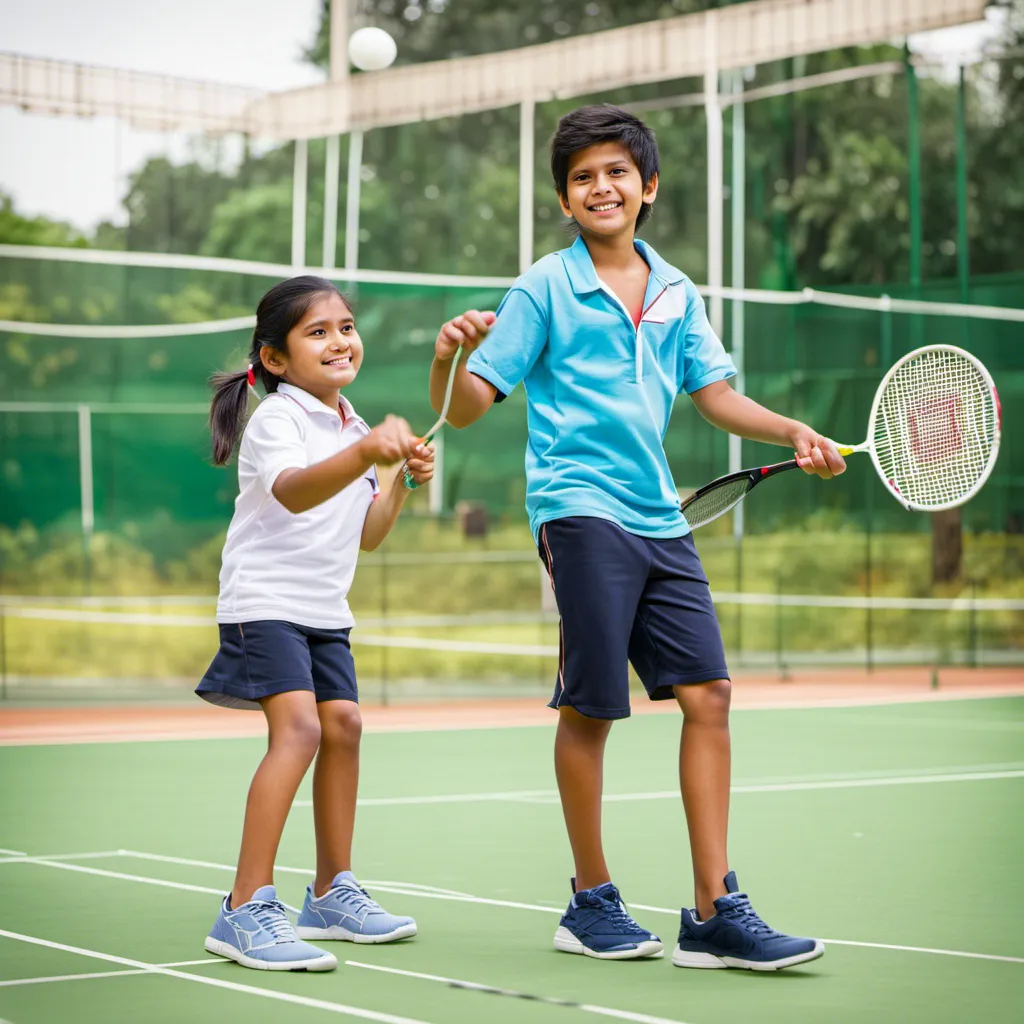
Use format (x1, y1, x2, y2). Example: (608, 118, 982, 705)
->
(673, 679, 732, 922)
(554, 705, 614, 891)
(311, 699, 362, 897)
(231, 690, 321, 909)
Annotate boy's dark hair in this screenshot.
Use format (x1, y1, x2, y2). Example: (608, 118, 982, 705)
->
(550, 104, 660, 227)
(208, 275, 350, 466)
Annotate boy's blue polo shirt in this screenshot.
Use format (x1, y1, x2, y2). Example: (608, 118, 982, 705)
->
(466, 235, 736, 541)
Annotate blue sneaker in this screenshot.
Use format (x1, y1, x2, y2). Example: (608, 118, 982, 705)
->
(296, 871, 417, 943)
(205, 885, 337, 971)
(672, 871, 824, 971)
(554, 880, 663, 960)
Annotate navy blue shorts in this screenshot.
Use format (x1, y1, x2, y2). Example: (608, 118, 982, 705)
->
(538, 517, 729, 720)
(196, 620, 358, 711)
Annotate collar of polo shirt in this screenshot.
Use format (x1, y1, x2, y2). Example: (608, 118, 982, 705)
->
(276, 381, 360, 424)
(560, 235, 684, 297)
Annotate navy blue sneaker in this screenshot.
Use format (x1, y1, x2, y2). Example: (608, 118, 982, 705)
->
(672, 871, 824, 971)
(554, 880, 663, 960)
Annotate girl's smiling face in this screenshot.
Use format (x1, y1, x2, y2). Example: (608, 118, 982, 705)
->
(559, 141, 658, 238)
(261, 292, 363, 404)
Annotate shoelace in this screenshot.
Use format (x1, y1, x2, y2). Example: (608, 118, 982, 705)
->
(715, 894, 780, 937)
(248, 900, 298, 941)
(584, 892, 648, 935)
(330, 882, 378, 915)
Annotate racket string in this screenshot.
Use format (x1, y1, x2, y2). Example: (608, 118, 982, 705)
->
(874, 348, 997, 508)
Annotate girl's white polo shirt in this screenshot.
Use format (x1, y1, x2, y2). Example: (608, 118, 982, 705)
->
(216, 382, 379, 629)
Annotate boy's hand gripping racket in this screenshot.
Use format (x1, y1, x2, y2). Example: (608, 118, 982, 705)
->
(681, 344, 1001, 530)
(402, 348, 461, 490)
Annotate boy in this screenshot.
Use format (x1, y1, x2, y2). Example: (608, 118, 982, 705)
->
(428, 105, 844, 970)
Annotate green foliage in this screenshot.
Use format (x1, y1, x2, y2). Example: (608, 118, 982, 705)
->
(0, 192, 88, 248)
(200, 183, 294, 264)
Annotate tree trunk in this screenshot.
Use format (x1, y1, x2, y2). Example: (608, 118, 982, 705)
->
(932, 508, 963, 585)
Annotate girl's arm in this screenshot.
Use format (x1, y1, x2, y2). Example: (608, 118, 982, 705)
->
(360, 447, 435, 551)
(429, 310, 497, 429)
(689, 379, 846, 479)
(272, 415, 422, 514)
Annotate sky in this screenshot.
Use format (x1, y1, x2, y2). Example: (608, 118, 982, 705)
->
(0, 1, 1006, 233)
(1, 0, 325, 230)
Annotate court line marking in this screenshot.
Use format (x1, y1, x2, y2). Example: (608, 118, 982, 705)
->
(119, 850, 476, 898)
(11, 848, 1016, 967)
(290, 766, 1024, 808)
(0, 928, 433, 1024)
(0, 850, 123, 866)
(0, 848, 26, 857)
(347, 960, 693, 1024)
(0, 960, 225, 990)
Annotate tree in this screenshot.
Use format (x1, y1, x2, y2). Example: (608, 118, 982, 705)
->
(0, 192, 88, 247)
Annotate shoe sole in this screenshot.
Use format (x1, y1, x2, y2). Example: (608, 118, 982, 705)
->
(554, 926, 664, 960)
(295, 923, 418, 944)
(671, 940, 826, 971)
(205, 937, 337, 971)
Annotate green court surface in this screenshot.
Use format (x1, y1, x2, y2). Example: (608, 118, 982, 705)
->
(1, 697, 1022, 1024)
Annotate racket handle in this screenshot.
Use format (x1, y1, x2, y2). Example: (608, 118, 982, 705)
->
(402, 430, 438, 490)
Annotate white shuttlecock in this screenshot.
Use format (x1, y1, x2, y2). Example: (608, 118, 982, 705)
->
(348, 27, 397, 72)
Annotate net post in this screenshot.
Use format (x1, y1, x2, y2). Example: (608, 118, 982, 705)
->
(323, 134, 341, 268)
(968, 579, 978, 669)
(704, 10, 724, 340)
(291, 139, 309, 270)
(77, 404, 94, 592)
(729, 68, 746, 543)
(905, 46, 923, 348)
(345, 130, 364, 273)
(519, 98, 535, 276)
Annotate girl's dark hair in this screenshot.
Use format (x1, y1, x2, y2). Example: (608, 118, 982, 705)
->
(550, 104, 660, 228)
(209, 275, 350, 466)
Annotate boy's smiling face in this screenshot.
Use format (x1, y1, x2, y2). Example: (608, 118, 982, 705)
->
(559, 141, 658, 238)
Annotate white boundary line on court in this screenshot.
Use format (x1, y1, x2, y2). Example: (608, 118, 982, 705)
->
(287, 765, 1024, 809)
(1, 849, 1020, 966)
(0, 928, 434, 1024)
(346, 960, 693, 1024)
(0, 959, 225, 989)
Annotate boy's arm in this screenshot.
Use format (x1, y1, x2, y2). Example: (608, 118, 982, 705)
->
(360, 447, 435, 550)
(429, 310, 497, 429)
(689, 380, 846, 479)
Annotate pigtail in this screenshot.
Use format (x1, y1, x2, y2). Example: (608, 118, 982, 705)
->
(209, 369, 252, 466)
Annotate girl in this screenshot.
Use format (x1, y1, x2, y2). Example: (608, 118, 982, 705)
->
(197, 275, 433, 972)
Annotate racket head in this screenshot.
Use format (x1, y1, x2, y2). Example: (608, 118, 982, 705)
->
(680, 470, 758, 530)
(867, 344, 1001, 512)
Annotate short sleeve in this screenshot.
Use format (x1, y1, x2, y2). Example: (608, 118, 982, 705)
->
(466, 286, 548, 399)
(243, 400, 308, 493)
(366, 464, 380, 497)
(681, 280, 737, 394)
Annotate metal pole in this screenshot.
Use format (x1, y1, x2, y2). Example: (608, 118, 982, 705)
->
(955, 66, 970, 308)
(329, 0, 350, 83)
(905, 49, 923, 346)
(344, 130, 364, 273)
(291, 139, 309, 270)
(78, 404, 94, 594)
(729, 69, 746, 542)
(323, 134, 341, 268)
(704, 11, 724, 339)
(519, 98, 535, 276)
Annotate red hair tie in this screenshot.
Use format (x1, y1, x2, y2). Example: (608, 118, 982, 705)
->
(246, 363, 255, 387)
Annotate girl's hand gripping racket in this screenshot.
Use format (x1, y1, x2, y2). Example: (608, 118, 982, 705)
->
(681, 344, 1001, 530)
